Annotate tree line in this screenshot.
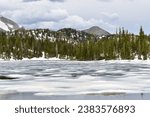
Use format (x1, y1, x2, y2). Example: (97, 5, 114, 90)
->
(0, 27, 150, 60)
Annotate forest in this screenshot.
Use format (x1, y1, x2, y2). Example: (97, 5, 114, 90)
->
(0, 27, 150, 60)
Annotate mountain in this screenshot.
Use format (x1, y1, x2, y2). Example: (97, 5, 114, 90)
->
(58, 28, 95, 41)
(0, 16, 110, 41)
(83, 26, 111, 37)
(7, 28, 96, 43)
(0, 16, 20, 32)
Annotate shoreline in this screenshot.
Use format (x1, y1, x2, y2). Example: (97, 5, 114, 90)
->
(1, 58, 150, 63)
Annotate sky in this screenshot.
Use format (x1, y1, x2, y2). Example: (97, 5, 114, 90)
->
(0, 0, 149, 34)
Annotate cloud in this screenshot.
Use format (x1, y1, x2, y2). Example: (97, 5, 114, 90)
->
(48, 0, 65, 2)
(2, 8, 68, 24)
(0, 0, 116, 33)
(97, 0, 134, 2)
(24, 21, 55, 29)
(97, 0, 112, 2)
(23, 0, 40, 2)
(101, 12, 119, 21)
(0, 0, 22, 11)
(23, 0, 65, 2)
(24, 15, 116, 32)
(58, 15, 116, 31)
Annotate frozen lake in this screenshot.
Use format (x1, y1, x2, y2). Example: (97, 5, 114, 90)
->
(0, 60, 150, 100)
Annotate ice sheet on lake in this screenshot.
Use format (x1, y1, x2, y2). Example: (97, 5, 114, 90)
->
(0, 60, 150, 98)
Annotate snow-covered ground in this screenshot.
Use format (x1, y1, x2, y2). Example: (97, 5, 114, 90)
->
(0, 52, 65, 61)
(0, 57, 63, 61)
(22, 57, 64, 61)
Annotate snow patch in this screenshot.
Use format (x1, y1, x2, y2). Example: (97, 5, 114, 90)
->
(0, 21, 9, 31)
(7, 23, 14, 29)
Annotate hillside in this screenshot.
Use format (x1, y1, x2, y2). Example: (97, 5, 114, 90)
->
(0, 26, 150, 60)
(6, 28, 97, 43)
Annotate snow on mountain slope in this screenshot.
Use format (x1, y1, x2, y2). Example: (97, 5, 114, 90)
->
(0, 20, 9, 31)
(0, 16, 19, 32)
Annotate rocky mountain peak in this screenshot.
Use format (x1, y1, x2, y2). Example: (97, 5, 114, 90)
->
(83, 26, 111, 37)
